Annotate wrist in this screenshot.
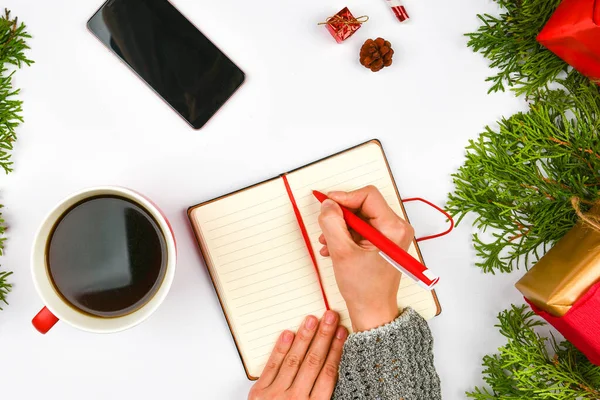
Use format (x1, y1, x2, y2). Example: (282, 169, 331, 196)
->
(348, 299, 400, 332)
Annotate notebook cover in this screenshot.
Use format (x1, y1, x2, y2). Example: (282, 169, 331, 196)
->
(187, 139, 442, 380)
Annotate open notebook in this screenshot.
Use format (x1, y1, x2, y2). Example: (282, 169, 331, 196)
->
(188, 140, 441, 380)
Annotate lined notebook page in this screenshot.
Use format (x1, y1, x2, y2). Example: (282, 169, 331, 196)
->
(189, 178, 326, 378)
(286, 141, 438, 332)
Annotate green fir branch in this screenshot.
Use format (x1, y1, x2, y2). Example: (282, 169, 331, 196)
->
(466, 305, 600, 399)
(0, 206, 11, 310)
(465, 0, 584, 97)
(0, 9, 33, 310)
(459, 0, 600, 396)
(0, 8, 33, 174)
(448, 78, 600, 273)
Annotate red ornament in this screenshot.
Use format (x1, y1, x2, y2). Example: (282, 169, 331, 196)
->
(384, 0, 410, 22)
(320, 7, 368, 44)
(392, 6, 409, 22)
(537, 0, 600, 84)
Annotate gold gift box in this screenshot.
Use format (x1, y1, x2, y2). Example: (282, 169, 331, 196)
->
(516, 208, 600, 317)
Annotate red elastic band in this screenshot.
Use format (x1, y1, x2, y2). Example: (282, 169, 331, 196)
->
(403, 198, 454, 242)
(281, 175, 330, 310)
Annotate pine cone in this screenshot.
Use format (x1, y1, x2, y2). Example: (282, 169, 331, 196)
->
(360, 38, 394, 72)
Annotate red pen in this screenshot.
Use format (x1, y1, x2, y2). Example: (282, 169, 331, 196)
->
(313, 190, 439, 290)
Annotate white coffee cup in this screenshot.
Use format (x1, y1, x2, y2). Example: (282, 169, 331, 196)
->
(31, 186, 177, 334)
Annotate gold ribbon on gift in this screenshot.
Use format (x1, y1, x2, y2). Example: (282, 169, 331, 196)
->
(515, 196, 600, 316)
(318, 15, 369, 26)
(572, 196, 600, 232)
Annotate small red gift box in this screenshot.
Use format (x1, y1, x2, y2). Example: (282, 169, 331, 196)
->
(537, 0, 600, 83)
(322, 7, 366, 44)
(526, 280, 600, 366)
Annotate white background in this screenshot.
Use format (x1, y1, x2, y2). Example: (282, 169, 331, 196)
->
(1, 0, 531, 398)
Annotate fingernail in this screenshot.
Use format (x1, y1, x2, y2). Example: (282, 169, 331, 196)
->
(324, 310, 336, 325)
(305, 316, 317, 330)
(282, 330, 294, 343)
(336, 326, 348, 340)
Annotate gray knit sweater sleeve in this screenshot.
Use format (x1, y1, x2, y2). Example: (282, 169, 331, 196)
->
(332, 307, 441, 400)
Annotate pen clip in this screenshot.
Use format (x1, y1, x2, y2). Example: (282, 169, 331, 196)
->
(378, 251, 439, 290)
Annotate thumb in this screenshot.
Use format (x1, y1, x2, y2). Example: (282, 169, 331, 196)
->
(318, 200, 356, 255)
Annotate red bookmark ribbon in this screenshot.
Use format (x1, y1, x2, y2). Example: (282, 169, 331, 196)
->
(281, 175, 330, 310)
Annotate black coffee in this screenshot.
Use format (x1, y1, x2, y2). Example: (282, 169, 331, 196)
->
(47, 195, 167, 318)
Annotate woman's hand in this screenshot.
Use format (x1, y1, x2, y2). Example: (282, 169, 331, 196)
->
(248, 311, 348, 400)
(317, 186, 414, 332)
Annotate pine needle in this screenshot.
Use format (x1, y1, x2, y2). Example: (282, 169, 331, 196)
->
(458, 1, 600, 396)
(465, 0, 576, 97)
(0, 206, 10, 310)
(0, 9, 33, 310)
(0, 8, 33, 174)
(455, 0, 600, 274)
(448, 77, 600, 274)
(466, 305, 600, 399)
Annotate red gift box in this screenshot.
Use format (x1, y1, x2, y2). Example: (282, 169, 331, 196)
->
(526, 280, 600, 366)
(537, 0, 600, 83)
(322, 7, 366, 44)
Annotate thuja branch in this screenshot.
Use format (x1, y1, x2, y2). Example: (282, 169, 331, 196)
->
(0, 9, 33, 309)
(465, 0, 588, 97)
(0, 207, 10, 309)
(0, 8, 33, 174)
(466, 305, 600, 399)
(447, 78, 600, 274)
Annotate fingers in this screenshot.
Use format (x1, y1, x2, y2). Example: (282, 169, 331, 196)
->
(310, 326, 348, 400)
(271, 315, 319, 390)
(318, 234, 326, 245)
(389, 217, 415, 250)
(256, 330, 295, 388)
(292, 311, 339, 395)
(318, 200, 357, 257)
(328, 186, 397, 223)
(318, 234, 331, 257)
(328, 186, 415, 249)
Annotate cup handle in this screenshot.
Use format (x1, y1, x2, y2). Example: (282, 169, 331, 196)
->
(32, 306, 59, 334)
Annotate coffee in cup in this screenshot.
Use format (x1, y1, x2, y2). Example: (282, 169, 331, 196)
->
(31, 187, 176, 334)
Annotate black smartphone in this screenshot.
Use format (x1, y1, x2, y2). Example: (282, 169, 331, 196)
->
(88, 0, 245, 129)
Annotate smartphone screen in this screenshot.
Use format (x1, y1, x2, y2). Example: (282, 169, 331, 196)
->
(88, 0, 245, 129)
